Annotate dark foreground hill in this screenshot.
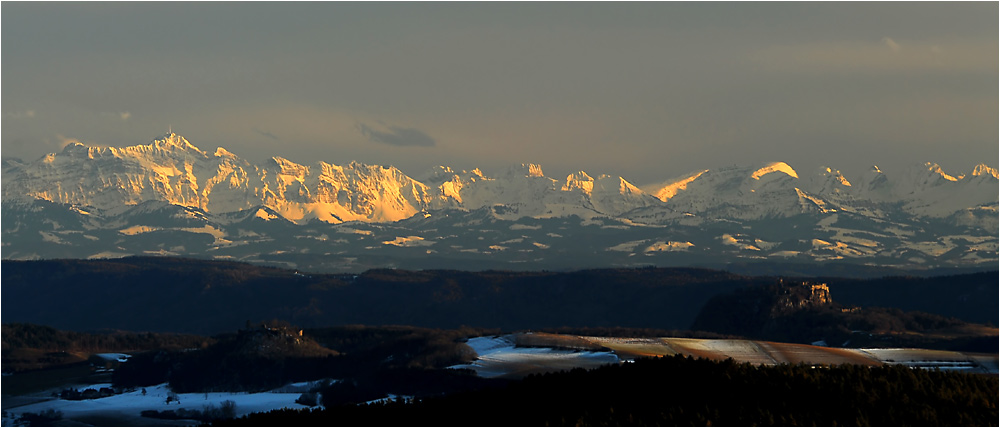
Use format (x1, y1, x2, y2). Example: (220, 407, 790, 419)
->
(4, 321, 997, 427)
(2, 257, 996, 335)
(114, 322, 341, 393)
(692, 281, 997, 352)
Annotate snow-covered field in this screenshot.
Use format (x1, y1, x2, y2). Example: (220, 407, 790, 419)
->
(450, 335, 619, 378)
(606, 239, 647, 252)
(3, 382, 312, 426)
(381, 235, 435, 247)
(858, 348, 992, 371)
(93, 353, 131, 363)
(665, 339, 778, 366)
(453, 334, 999, 379)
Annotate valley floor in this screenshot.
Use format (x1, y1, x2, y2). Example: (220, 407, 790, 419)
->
(4, 333, 996, 426)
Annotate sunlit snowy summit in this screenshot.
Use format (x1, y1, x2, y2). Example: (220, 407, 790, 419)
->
(2, 134, 997, 272)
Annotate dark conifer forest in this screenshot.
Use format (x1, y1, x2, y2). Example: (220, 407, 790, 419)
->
(220, 355, 999, 427)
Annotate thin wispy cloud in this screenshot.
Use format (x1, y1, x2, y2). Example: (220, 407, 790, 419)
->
(100, 111, 131, 121)
(357, 122, 436, 147)
(881, 37, 901, 52)
(748, 37, 996, 74)
(254, 129, 279, 140)
(7, 110, 36, 119)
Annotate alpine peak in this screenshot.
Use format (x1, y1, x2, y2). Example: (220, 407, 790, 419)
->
(594, 174, 644, 196)
(919, 162, 959, 182)
(641, 169, 709, 202)
(60, 141, 86, 151)
(814, 166, 852, 187)
(971, 163, 999, 180)
(152, 132, 204, 155)
(857, 166, 889, 194)
(750, 162, 799, 180)
(419, 166, 458, 184)
(214, 147, 238, 158)
(796, 166, 853, 196)
(886, 163, 962, 192)
(563, 171, 595, 194)
(59, 141, 92, 157)
(270, 156, 305, 169)
(567, 171, 594, 181)
(503, 163, 546, 178)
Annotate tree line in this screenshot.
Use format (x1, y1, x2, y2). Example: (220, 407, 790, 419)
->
(111, 324, 498, 394)
(1, 323, 211, 352)
(221, 355, 1000, 427)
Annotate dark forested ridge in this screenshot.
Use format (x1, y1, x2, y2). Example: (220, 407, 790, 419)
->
(1, 258, 754, 334)
(111, 323, 494, 394)
(2, 257, 996, 335)
(1, 323, 210, 352)
(221, 355, 1000, 427)
(691, 281, 997, 352)
(1, 323, 212, 372)
(113, 322, 342, 393)
(823, 272, 999, 325)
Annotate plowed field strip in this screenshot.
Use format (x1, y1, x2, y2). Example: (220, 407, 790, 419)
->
(749, 341, 779, 365)
(660, 339, 754, 362)
(755, 341, 880, 366)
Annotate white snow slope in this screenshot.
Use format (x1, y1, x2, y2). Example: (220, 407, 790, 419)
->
(6, 134, 994, 225)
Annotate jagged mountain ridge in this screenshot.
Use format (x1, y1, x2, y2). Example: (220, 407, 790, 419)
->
(2, 134, 996, 225)
(2, 134, 658, 224)
(2, 134, 435, 224)
(2, 134, 997, 272)
(639, 161, 998, 222)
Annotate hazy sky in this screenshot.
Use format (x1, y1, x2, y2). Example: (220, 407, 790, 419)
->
(3, 2, 997, 185)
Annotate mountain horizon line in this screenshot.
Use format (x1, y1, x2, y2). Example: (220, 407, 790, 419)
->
(5, 132, 998, 193)
(3, 132, 996, 271)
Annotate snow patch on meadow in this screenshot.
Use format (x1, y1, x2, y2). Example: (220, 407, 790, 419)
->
(382, 235, 435, 247)
(4, 383, 311, 424)
(644, 241, 694, 252)
(93, 353, 131, 363)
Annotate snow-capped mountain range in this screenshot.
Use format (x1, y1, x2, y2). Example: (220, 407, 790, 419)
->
(2, 133, 997, 273)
